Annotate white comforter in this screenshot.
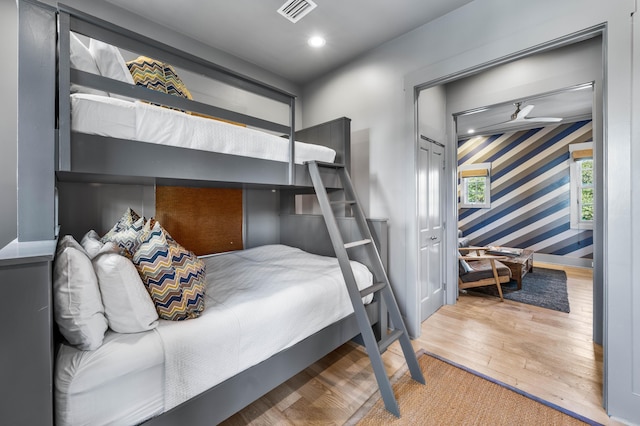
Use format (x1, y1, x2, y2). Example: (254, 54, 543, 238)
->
(55, 245, 373, 425)
(70, 94, 336, 164)
(159, 244, 373, 410)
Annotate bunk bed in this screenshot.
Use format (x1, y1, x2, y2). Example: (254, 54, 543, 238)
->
(0, 1, 389, 425)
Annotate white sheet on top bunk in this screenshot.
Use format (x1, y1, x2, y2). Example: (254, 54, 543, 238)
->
(159, 244, 373, 410)
(70, 94, 337, 164)
(55, 245, 373, 426)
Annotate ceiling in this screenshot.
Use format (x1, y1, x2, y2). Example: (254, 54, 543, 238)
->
(96, 0, 592, 131)
(455, 85, 594, 138)
(102, 0, 473, 85)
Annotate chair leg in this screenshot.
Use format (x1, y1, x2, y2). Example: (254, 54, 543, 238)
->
(489, 259, 505, 302)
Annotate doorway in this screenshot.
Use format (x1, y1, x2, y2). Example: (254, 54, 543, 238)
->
(415, 33, 603, 344)
(412, 27, 605, 412)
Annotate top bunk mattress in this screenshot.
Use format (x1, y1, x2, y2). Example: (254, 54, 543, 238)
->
(70, 94, 336, 164)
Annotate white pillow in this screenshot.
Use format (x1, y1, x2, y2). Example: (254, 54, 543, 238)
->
(89, 38, 135, 100)
(80, 230, 103, 259)
(57, 234, 86, 256)
(53, 242, 108, 351)
(92, 243, 159, 333)
(69, 33, 109, 97)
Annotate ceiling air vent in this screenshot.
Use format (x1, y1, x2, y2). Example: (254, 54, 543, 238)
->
(277, 0, 317, 23)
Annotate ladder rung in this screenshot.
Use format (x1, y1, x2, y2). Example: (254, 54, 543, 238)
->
(344, 239, 371, 249)
(378, 329, 404, 354)
(360, 281, 386, 299)
(330, 200, 356, 205)
(310, 161, 346, 169)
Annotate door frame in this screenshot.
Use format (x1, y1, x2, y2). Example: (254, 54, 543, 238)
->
(404, 23, 606, 382)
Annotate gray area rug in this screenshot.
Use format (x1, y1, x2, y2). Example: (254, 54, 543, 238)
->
(469, 267, 570, 313)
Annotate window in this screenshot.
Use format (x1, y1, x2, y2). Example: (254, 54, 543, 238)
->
(459, 163, 491, 208)
(569, 142, 594, 229)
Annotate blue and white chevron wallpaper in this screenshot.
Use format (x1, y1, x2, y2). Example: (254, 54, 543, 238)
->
(458, 120, 593, 260)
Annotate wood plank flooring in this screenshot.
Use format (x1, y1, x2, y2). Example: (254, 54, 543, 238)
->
(222, 264, 616, 425)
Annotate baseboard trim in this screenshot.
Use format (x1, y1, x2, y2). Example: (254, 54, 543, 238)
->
(533, 252, 593, 269)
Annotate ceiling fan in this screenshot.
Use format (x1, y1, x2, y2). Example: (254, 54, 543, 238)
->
(476, 102, 562, 131)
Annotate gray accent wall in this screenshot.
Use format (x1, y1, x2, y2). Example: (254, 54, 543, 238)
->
(244, 189, 281, 249)
(56, 182, 155, 241)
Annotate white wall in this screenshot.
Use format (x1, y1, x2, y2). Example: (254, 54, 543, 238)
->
(0, 0, 18, 248)
(445, 36, 602, 116)
(301, 0, 638, 423)
(418, 86, 447, 143)
(302, 44, 426, 326)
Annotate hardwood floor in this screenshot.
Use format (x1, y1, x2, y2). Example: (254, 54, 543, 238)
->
(222, 264, 615, 425)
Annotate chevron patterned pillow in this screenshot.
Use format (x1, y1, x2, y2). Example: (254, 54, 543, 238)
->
(126, 56, 168, 94)
(126, 57, 192, 106)
(163, 63, 193, 100)
(102, 216, 146, 257)
(133, 220, 206, 320)
(101, 208, 141, 243)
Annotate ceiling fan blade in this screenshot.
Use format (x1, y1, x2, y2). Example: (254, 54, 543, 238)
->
(514, 104, 535, 120)
(468, 102, 562, 134)
(473, 120, 512, 131)
(525, 116, 562, 122)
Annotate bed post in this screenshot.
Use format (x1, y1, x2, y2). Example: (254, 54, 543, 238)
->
(57, 8, 71, 172)
(288, 97, 296, 185)
(17, 0, 57, 242)
(295, 117, 351, 172)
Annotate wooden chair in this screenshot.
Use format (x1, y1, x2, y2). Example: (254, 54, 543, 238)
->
(458, 247, 512, 302)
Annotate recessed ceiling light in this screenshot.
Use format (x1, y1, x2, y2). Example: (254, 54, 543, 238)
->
(308, 36, 326, 48)
(468, 129, 475, 134)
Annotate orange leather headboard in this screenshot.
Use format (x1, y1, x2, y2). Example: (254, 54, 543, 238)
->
(155, 186, 243, 256)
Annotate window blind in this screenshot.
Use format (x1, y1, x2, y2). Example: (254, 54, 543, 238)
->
(461, 169, 489, 178)
(571, 148, 593, 159)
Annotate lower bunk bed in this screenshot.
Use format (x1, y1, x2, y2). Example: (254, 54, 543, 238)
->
(54, 241, 379, 426)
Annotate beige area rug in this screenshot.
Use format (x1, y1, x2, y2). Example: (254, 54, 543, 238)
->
(346, 350, 601, 426)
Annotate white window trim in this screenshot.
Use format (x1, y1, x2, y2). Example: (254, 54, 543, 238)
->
(459, 162, 491, 209)
(569, 141, 594, 230)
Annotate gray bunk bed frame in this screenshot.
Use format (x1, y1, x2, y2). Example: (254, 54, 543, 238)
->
(0, 1, 388, 425)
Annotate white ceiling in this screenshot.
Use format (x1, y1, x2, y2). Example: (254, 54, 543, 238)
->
(102, 0, 473, 85)
(98, 0, 592, 133)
